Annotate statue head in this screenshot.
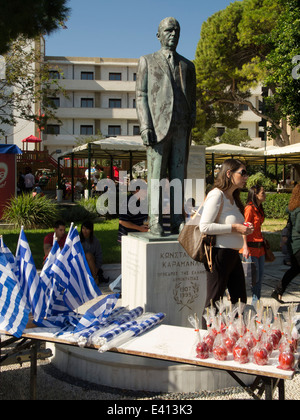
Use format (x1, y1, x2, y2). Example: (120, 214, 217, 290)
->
(157, 17, 180, 51)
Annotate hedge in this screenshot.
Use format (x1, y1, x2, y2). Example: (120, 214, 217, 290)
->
(240, 192, 290, 219)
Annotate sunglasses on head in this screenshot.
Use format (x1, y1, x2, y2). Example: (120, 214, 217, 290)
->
(235, 169, 248, 177)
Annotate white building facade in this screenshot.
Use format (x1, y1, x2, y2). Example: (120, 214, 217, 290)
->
(43, 56, 140, 157)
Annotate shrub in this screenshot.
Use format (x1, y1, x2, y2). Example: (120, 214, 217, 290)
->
(240, 192, 290, 219)
(59, 198, 99, 223)
(3, 194, 60, 228)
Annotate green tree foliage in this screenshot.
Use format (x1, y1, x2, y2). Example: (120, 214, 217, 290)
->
(0, 0, 70, 54)
(0, 37, 67, 135)
(194, 0, 300, 146)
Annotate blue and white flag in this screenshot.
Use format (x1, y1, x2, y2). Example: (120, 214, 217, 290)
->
(0, 252, 30, 337)
(73, 293, 119, 333)
(0, 236, 17, 275)
(40, 238, 70, 317)
(15, 227, 46, 322)
(49, 227, 101, 311)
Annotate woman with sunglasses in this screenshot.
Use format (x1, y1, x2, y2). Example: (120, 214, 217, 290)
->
(242, 184, 266, 308)
(200, 159, 254, 328)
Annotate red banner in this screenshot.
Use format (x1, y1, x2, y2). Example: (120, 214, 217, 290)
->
(0, 154, 16, 220)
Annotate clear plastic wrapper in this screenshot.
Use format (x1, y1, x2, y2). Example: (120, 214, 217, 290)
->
(243, 310, 256, 351)
(212, 332, 228, 361)
(215, 297, 227, 335)
(252, 344, 269, 366)
(232, 316, 249, 364)
(278, 341, 296, 371)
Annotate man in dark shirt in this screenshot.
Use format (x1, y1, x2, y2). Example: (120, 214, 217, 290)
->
(118, 186, 148, 243)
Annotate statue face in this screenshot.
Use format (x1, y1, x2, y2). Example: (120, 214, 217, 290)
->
(157, 19, 180, 51)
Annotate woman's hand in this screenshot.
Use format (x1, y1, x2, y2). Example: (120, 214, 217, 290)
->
(232, 223, 254, 235)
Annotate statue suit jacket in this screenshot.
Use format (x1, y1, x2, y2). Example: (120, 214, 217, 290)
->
(136, 49, 196, 143)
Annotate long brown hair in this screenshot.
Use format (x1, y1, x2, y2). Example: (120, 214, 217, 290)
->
(246, 184, 265, 217)
(288, 184, 300, 211)
(214, 158, 245, 215)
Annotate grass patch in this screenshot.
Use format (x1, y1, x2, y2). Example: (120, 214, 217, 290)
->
(0, 218, 285, 270)
(0, 219, 120, 270)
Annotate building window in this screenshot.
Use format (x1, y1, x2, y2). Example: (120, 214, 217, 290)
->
(109, 98, 122, 108)
(81, 72, 94, 80)
(239, 104, 249, 111)
(133, 98, 136, 108)
(108, 125, 121, 136)
(49, 71, 60, 79)
(46, 125, 60, 135)
(133, 73, 137, 81)
(133, 125, 140, 135)
(80, 125, 93, 135)
(109, 72, 122, 81)
(48, 97, 60, 108)
(81, 98, 94, 108)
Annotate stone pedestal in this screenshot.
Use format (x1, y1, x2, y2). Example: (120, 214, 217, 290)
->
(121, 234, 207, 328)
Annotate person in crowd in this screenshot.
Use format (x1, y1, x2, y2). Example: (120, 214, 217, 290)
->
(241, 184, 266, 307)
(271, 184, 300, 303)
(43, 220, 68, 259)
(80, 220, 107, 285)
(24, 167, 35, 193)
(118, 184, 148, 243)
(199, 158, 254, 328)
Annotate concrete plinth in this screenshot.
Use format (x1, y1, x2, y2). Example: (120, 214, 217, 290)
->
(121, 234, 207, 328)
(50, 343, 253, 393)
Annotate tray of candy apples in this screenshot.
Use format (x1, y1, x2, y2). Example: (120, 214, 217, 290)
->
(189, 299, 299, 372)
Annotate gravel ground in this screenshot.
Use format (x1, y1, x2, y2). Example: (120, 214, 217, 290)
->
(0, 356, 299, 400)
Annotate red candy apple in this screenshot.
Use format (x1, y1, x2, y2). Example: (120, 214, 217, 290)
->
(196, 342, 210, 359)
(278, 351, 295, 371)
(225, 335, 236, 353)
(253, 347, 268, 366)
(203, 334, 215, 352)
(213, 345, 228, 361)
(263, 340, 273, 356)
(233, 344, 249, 364)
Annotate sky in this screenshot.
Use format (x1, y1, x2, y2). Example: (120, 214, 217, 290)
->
(45, 0, 234, 61)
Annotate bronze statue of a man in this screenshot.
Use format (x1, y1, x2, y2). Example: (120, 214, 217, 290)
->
(136, 17, 196, 236)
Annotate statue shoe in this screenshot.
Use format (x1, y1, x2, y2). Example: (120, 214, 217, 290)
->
(149, 222, 164, 236)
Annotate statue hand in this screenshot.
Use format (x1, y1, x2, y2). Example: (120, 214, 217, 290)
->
(141, 129, 156, 146)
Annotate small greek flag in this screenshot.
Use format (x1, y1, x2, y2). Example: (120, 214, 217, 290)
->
(15, 227, 46, 322)
(73, 293, 119, 333)
(0, 252, 30, 337)
(49, 227, 101, 311)
(40, 239, 69, 317)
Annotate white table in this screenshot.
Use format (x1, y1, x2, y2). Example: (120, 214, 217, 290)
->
(1, 324, 297, 400)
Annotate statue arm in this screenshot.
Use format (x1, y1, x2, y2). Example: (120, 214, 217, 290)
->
(136, 56, 156, 145)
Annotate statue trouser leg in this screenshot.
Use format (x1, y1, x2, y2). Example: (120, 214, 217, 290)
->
(168, 124, 191, 233)
(147, 140, 169, 236)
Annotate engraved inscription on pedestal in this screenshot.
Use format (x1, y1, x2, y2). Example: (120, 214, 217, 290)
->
(122, 236, 207, 327)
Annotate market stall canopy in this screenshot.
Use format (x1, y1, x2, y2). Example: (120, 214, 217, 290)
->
(58, 136, 146, 161)
(205, 143, 263, 155)
(21, 135, 41, 143)
(205, 142, 300, 165)
(0, 144, 22, 154)
(205, 143, 265, 165)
